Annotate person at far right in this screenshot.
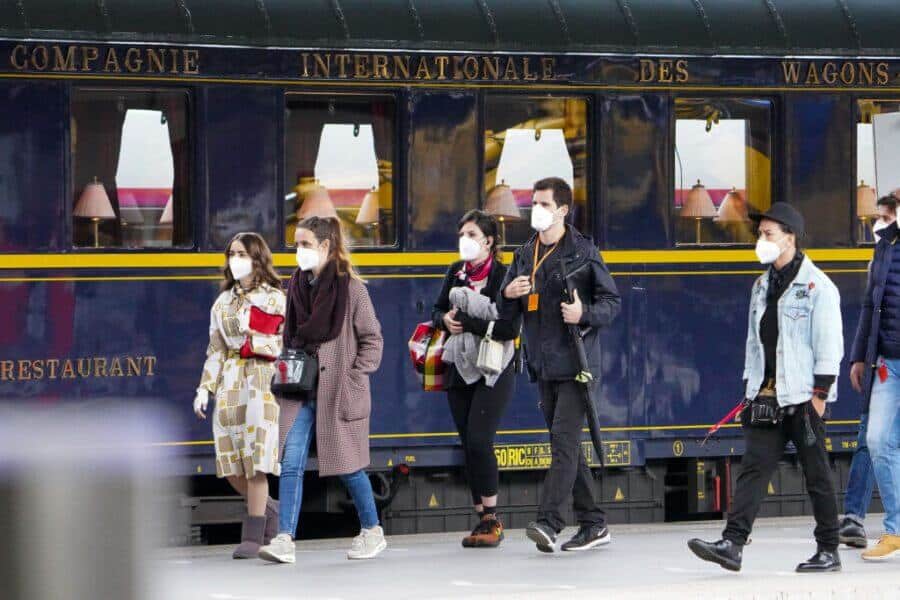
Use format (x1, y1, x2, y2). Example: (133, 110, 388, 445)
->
(848, 194, 900, 562)
(688, 203, 844, 573)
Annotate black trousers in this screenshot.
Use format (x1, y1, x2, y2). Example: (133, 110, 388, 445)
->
(723, 401, 839, 551)
(447, 363, 515, 505)
(536, 379, 606, 532)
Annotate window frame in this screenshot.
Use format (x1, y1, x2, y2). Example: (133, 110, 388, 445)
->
(280, 90, 401, 252)
(669, 93, 779, 248)
(67, 84, 195, 252)
(480, 91, 595, 247)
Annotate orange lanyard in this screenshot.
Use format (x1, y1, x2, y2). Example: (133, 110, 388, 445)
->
(531, 240, 559, 288)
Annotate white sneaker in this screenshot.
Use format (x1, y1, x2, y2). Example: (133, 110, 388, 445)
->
(258, 533, 296, 564)
(347, 525, 387, 560)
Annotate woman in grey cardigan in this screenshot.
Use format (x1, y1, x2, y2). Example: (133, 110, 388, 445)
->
(259, 216, 385, 564)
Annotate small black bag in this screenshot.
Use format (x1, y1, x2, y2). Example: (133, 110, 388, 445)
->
(271, 348, 318, 394)
(749, 394, 782, 427)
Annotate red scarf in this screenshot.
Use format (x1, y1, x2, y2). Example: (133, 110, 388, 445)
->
(458, 254, 493, 290)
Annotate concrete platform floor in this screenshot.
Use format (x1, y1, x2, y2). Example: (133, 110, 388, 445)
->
(152, 515, 900, 600)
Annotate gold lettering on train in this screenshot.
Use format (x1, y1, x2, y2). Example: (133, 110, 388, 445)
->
(638, 59, 690, 83)
(781, 61, 891, 86)
(8, 45, 201, 75)
(0, 355, 158, 382)
(298, 52, 557, 82)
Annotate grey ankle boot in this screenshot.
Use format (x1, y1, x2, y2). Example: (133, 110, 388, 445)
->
(233, 515, 267, 559)
(264, 498, 279, 545)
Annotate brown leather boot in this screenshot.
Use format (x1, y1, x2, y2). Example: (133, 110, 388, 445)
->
(461, 514, 504, 548)
(263, 498, 279, 545)
(233, 515, 266, 559)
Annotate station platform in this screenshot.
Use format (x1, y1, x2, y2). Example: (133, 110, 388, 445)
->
(152, 515, 899, 600)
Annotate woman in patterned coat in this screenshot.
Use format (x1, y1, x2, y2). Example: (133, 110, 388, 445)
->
(193, 232, 286, 559)
(258, 216, 385, 564)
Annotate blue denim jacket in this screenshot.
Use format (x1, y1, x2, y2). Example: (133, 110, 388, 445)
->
(742, 256, 844, 407)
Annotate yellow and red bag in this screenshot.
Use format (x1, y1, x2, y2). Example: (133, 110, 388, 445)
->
(408, 322, 447, 392)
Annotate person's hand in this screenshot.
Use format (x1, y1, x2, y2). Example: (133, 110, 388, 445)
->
(561, 289, 583, 325)
(193, 389, 209, 419)
(443, 308, 463, 335)
(850, 362, 864, 393)
(811, 396, 826, 417)
(504, 275, 532, 300)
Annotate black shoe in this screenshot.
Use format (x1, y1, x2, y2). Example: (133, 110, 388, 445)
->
(526, 521, 557, 553)
(687, 538, 743, 572)
(796, 550, 841, 573)
(561, 524, 611, 551)
(838, 517, 868, 548)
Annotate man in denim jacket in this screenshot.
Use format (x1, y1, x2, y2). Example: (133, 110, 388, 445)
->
(689, 203, 844, 573)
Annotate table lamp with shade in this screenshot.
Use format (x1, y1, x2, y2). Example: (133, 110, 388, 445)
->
(857, 180, 878, 242)
(715, 187, 748, 222)
(74, 177, 116, 248)
(296, 183, 337, 220)
(484, 183, 521, 245)
(355, 187, 380, 245)
(680, 179, 717, 244)
(159, 195, 173, 225)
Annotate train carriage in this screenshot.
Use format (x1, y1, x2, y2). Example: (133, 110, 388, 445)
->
(1, 0, 899, 537)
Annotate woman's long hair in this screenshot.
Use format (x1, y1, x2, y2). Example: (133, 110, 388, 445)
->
(221, 232, 282, 291)
(297, 216, 364, 282)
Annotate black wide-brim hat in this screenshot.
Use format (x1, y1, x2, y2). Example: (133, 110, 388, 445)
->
(750, 202, 805, 238)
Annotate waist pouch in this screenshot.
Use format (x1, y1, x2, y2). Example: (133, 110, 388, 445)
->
(749, 385, 782, 427)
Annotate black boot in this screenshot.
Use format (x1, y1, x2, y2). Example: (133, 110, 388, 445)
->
(264, 498, 279, 545)
(838, 517, 867, 548)
(687, 538, 743, 572)
(796, 549, 841, 573)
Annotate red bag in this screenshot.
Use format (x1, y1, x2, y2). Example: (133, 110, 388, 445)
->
(408, 322, 447, 392)
(239, 305, 284, 361)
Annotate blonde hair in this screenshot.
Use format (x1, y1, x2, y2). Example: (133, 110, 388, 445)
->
(297, 217, 363, 282)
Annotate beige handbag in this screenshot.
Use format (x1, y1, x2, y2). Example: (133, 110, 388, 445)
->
(477, 321, 504, 375)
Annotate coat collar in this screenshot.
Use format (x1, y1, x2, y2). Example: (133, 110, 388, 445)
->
(757, 255, 816, 293)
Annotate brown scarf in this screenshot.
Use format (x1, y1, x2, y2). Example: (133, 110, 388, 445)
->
(285, 260, 349, 354)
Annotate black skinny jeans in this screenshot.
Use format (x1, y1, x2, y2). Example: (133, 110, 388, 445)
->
(447, 363, 515, 505)
(723, 401, 839, 551)
(537, 380, 606, 532)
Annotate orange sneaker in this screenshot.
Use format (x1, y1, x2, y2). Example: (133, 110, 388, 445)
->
(862, 534, 900, 561)
(461, 514, 504, 548)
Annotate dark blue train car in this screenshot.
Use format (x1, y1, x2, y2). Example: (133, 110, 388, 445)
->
(1, 1, 897, 536)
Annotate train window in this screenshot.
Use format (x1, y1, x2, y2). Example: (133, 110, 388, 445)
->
(856, 100, 900, 244)
(674, 98, 772, 246)
(483, 96, 589, 246)
(71, 89, 191, 248)
(284, 95, 396, 248)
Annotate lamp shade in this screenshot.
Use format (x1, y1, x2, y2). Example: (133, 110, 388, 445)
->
(484, 184, 522, 221)
(74, 179, 116, 219)
(355, 188, 379, 225)
(715, 188, 748, 222)
(297, 184, 337, 220)
(159, 195, 173, 224)
(681, 180, 716, 218)
(857, 181, 878, 218)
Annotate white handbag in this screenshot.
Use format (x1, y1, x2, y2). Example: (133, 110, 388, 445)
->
(476, 321, 504, 375)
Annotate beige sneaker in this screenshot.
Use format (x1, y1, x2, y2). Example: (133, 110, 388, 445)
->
(347, 525, 387, 560)
(258, 533, 296, 564)
(862, 534, 900, 561)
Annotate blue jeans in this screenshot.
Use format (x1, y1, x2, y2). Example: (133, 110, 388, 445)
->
(843, 412, 877, 521)
(277, 401, 380, 536)
(867, 357, 900, 535)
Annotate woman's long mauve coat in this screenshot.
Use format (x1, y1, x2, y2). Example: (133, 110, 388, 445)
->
(278, 277, 383, 477)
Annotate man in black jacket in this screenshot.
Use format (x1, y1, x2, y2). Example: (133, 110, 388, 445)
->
(499, 177, 621, 552)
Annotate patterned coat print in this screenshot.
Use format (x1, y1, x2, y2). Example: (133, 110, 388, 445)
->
(199, 283, 286, 479)
(279, 278, 383, 477)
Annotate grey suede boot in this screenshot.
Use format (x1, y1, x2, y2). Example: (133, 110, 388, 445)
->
(233, 515, 266, 559)
(264, 498, 279, 545)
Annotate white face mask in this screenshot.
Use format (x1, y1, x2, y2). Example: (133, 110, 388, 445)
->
(228, 256, 253, 281)
(295, 247, 321, 272)
(531, 204, 556, 232)
(874, 219, 892, 243)
(755, 238, 784, 265)
(458, 236, 484, 262)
